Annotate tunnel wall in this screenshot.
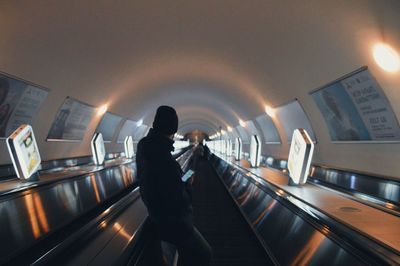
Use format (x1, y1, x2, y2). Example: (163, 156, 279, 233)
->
(0, 1, 399, 178)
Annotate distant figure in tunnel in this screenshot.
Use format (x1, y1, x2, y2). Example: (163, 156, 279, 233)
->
(137, 105, 212, 266)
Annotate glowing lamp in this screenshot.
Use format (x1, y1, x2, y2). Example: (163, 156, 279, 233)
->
(97, 104, 108, 116)
(373, 43, 400, 72)
(265, 105, 275, 117)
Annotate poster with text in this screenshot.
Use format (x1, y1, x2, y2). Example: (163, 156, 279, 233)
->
(0, 74, 48, 138)
(311, 68, 400, 141)
(47, 97, 95, 141)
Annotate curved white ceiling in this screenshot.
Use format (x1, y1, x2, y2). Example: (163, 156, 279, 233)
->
(0, 1, 400, 177)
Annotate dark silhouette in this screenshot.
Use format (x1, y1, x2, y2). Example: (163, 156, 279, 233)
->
(136, 106, 212, 266)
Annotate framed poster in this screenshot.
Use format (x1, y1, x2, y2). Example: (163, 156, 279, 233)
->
(133, 124, 149, 141)
(47, 97, 96, 141)
(0, 72, 49, 138)
(117, 120, 137, 143)
(236, 125, 250, 143)
(255, 114, 281, 144)
(95, 112, 123, 142)
(310, 67, 400, 142)
(275, 99, 316, 143)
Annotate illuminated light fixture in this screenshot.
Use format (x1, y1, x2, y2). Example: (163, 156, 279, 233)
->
(234, 137, 242, 161)
(287, 128, 314, 186)
(221, 129, 226, 135)
(265, 105, 275, 117)
(217, 132, 221, 137)
(227, 126, 233, 132)
(97, 104, 108, 116)
(136, 119, 143, 127)
(373, 43, 400, 72)
(250, 135, 262, 167)
(239, 119, 246, 127)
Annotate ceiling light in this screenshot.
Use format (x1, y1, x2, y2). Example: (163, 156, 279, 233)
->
(373, 43, 400, 72)
(227, 126, 232, 132)
(136, 119, 143, 127)
(239, 119, 246, 127)
(97, 104, 108, 116)
(265, 105, 275, 117)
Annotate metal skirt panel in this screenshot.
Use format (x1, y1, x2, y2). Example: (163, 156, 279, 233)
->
(0, 162, 137, 264)
(210, 155, 371, 266)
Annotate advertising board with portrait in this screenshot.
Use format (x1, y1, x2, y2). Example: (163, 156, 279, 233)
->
(311, 67, 400, 142)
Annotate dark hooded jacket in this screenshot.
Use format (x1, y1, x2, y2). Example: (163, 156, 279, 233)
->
(136, 128, 193, 242)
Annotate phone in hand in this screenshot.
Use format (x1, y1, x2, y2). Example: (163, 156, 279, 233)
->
(181, 169, 194, 182)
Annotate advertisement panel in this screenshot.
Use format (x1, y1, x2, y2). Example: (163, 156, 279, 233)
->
(96, 112, 123, 142)
(311, 67, 400, 142)
(47, 97, 95, 141)
(0, 73, 48, 138)
(7, 124, 41, 179)
(275, 100, 316, 143)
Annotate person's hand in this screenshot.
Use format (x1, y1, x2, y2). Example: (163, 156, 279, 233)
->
(189, 175, 195, 185)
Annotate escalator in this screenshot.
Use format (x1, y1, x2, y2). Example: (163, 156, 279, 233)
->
(192, 157, 274, 265)
(2, 147, 399, 265)
(0, 148, 192, 265)
(209, 153, 400, 265)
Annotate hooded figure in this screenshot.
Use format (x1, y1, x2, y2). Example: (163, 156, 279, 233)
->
(136, 105, 212, 266)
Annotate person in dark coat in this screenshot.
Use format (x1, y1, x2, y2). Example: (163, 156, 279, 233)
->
(136, 105, 212, 266)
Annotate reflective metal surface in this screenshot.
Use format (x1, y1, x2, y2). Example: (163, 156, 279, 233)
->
(261, 155, 400, 214)
(30, 148, 193, 265)
(0, 161, 137, 264)
(0, 152, 125, 181)
(0, 147, 192, 264)
(210, 154, 400, 265)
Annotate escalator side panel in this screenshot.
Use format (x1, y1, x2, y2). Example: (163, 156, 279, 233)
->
(211, 155, 367, 266)
(62, 197, 148, 266)
(0, 162, 137, 264)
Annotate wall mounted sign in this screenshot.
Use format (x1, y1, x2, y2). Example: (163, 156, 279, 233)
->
(0, 73, 48, 138)
(47, 97, 95, 141)
(311, 67, 400, 142)
(275, 100, 316, 143)
(96, 112, 123, 142)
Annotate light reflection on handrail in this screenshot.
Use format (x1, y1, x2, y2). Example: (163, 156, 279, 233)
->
(113, 222, 133, 241)
(291, 231, 325, 265)
(252, 200, 277, 226)
(90, 175, 101, 203)
(33, 194, 49, 234)
(24, 194, 41, 239)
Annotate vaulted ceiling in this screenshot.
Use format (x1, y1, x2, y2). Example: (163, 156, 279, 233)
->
(0, 0, 399, 176)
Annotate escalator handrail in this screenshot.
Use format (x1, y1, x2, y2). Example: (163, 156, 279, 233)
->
(28, 147, 193, 265)
(213, 153, 400, 265)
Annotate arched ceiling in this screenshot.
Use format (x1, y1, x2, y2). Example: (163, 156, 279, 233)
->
(0, 0, 399, 138)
